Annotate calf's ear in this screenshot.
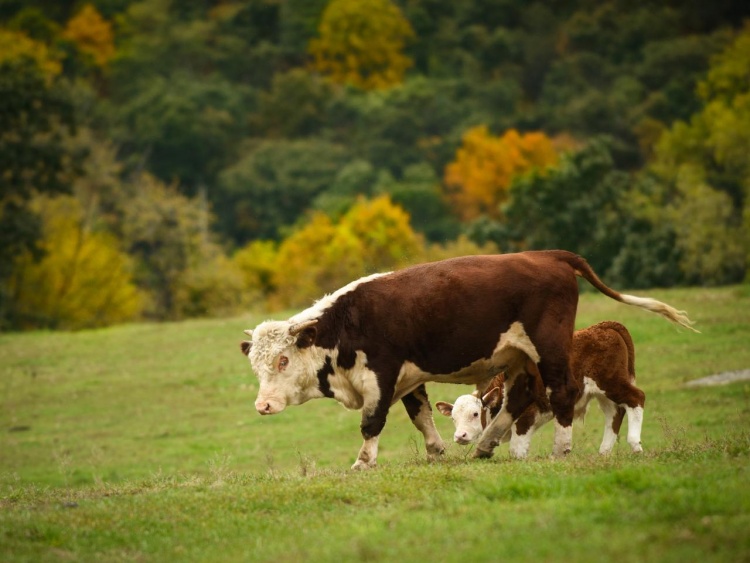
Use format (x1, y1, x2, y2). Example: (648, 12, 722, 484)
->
(240, 341, 252, 356)
(435, 401, 454, 417)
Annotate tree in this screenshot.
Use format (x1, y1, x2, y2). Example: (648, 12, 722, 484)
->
(444, 126, 559, 221)
(8, 195, 143, 329)
(119, 173, 221, 320)
(269, 196, 422, 308)
(308, 0, 414, 90)
(498, 138, 629, 276)
(647, 24, 750, 284)
(216, 139, 349, 243)
(0, 32, 80, 327)
(61, 4, 115, 67)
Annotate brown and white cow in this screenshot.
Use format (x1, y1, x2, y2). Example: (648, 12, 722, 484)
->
(240, 251, 694, 470)
(436, 321, 645, 457)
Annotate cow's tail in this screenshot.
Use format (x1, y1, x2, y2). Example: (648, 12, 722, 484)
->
(559, 251, 699, 333)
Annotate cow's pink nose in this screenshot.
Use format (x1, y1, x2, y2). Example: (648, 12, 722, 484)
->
(256, 402, 272, 415)
(454, 432, 470, 444)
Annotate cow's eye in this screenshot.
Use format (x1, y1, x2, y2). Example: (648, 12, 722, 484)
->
(473, 412, 479, 418)
(278, 356, 289, 371)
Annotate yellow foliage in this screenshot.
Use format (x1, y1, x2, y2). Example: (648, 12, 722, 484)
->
(62, 4, 115, 67)
(444, 126, 559, 221)
(232, 239, 279, 305)
(9, 195, 143, 329)
(0, 28, 61, 79)
(308, 0, 414, 90)
(268, 196, 423, 309)
(420, 235, 499, 263)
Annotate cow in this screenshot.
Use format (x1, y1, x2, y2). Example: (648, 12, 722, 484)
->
(436, 321, 645, 458)
(240, 251, 694, 470)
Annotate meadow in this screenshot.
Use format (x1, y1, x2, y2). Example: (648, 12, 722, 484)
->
(1, 285, 749, 562)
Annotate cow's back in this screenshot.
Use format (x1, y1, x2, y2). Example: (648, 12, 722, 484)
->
(318, 252, 580, 376)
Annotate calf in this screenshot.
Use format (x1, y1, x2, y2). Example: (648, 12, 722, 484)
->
(436, 321, 645, 458)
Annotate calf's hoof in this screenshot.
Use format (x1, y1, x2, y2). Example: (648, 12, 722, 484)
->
(351, 459, 377, 471)
(631, 443, 644, 454)
(472, 448, 494, 459)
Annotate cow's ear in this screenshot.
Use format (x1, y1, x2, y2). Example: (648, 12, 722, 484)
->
(295, 327, 317, 349)
(240, 341, 252, 356)
(482, 387, 502, 409)
(435, 401, 453, 417)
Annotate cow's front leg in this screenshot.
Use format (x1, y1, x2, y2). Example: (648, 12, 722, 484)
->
(352, 373, 396, 471)
(401, 384, 445, 460)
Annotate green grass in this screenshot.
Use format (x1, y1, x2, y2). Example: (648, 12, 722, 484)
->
(2, 285, 750, 561)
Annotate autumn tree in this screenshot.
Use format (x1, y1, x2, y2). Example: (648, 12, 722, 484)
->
(8, 195, 143, 330)
(62, 4, 115, 67)
(268, 196, 422, 308)
(0, 30, 79, 328)
(444, 126, 559, 221)
(308, 0, 414, 90)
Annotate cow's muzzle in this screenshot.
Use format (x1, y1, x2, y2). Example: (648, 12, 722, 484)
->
(255, 399, 284, 415)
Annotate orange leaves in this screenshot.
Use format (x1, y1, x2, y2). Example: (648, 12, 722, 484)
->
(444, 126, 559, 221)
(62, 4, 115, 68)
(308, 0, 414, 90)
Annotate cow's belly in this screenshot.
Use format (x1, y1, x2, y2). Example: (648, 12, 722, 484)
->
(393, 322, 539, 403)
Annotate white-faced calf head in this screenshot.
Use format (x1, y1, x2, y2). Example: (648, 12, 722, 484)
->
(241, 318, 321, 415)
(436, 387, 502, 445)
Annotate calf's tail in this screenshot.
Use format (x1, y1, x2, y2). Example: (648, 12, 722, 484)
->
(558, 251, 699, 333)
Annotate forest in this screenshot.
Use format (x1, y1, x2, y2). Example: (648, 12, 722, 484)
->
(1, 0, 749, 330)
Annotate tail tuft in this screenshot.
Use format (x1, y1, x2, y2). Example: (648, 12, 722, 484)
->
(620, 294, 700, 333)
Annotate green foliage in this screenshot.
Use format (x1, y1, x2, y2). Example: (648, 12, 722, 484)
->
(119, 174, 224, 320)
(3, 0, 750, 330)
(111, 72, 251, 192)
(216, 139, 349, 243)
(477, 139, 624, 275)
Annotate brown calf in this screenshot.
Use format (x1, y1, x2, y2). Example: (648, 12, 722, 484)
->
(437, 321, 645, 457)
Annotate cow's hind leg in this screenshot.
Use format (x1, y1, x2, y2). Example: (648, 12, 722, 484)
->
(401, 384, 445, 460)
(475, 359, 542, 458)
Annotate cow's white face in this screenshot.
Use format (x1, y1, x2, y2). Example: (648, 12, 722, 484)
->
(436, 395, 485, 444)
(241, 319, 324, 415)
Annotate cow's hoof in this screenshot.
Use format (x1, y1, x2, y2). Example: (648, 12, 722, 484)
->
(426, 442, 446, 459)
(473, 448, 494, 459)
(351, 459, 377, 471)
(631, 443, 643, 453)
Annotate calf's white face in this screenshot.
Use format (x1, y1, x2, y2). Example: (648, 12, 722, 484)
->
(436, 395, 485, 445)
(242, 319, 324, 415)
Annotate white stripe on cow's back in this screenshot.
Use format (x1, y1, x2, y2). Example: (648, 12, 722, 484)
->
(289, 272, 390, 324)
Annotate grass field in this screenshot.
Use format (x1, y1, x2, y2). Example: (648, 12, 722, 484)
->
(2, 285, 749, 562)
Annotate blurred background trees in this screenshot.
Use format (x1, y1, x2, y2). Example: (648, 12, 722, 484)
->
(2, 0, 749, 330)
